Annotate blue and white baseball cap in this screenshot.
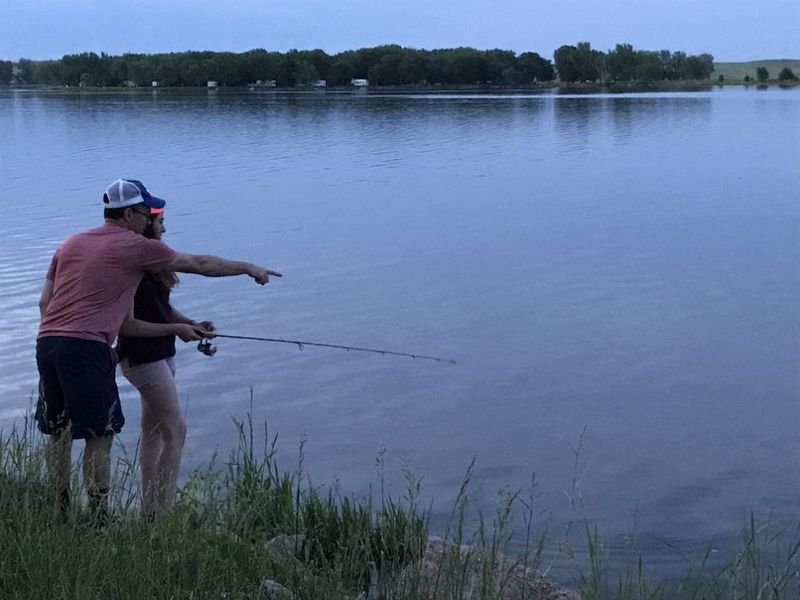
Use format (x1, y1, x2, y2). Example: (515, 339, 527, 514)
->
(103, 179, 166, 210)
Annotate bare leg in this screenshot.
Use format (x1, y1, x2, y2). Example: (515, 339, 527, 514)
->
(45, 431, 72, 512)
(140, 378, 185, 515)
(139, 401, 163, 517)
(83, 435, 113, 518)
(127, 358, 185, 517)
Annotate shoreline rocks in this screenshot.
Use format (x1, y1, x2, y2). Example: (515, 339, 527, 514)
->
(263, 533, 580, 600)
(393, 536, 580, 600)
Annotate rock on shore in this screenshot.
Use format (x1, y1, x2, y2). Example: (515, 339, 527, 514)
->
(395, 536, 581, 600)
(263, 533, 580, 600)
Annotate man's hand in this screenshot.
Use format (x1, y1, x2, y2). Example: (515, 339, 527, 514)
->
(250, 265, 283, 285)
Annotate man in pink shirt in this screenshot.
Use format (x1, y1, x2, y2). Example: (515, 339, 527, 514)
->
(36, 178, 281, 520)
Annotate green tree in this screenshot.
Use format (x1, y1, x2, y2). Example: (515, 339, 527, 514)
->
(329, 51, 359, 79)
(665, 51, 686, 80)
(655, 50, 673, 79)
(756, 67, 769, 82)
(207, 53, 248, 86)
(269, 53, 293, 86)
(682, 53, 714, 79)
(298, 49, 332, 81)
(60, 52, 102, 86)
(32, 60, 62, 84)
(368, 52, 405, 85)
(242, 49, 272, 83)
(501, 66, 525, 84)
(327, 59, 356, 86)
(349, 45, 403, 80)
(575, 42, 603, 81)
(606, 43, 638, 81)
(292, 60, 319, 85)
(516, 52, 554, 82)
(483, 49, 516, 82)
(555, 42, 602, 83)
(17, 58, 35, 83)
(183, 64, 209, 86)
(446, 48, 488, 84)
(104, 55, 128, 86)
(397, 53, 425, 84)
(202, 58, 222, 83)
(425, 50, 449, 83)
(128, 57, 156, 86)
(634, 50, 662, 81)
(0, 61, 12, 84)
(554, 45, 579, 82)
(154, 61, 181, 86)
(778, 67, 797, 81)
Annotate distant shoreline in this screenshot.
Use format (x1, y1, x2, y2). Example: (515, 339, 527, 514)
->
(6, 49, 797, 90)
(2, 80, 798, 93)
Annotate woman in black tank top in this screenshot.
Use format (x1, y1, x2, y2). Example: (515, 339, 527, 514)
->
(118, 208, 214, 518)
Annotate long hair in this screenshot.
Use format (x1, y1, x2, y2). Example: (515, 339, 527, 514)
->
(143, 216, 179, 290)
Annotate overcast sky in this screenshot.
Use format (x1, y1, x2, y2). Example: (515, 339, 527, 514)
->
(1, 0, 797, 62)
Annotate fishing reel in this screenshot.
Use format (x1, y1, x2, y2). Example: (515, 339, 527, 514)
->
(197, 339, 217, 356)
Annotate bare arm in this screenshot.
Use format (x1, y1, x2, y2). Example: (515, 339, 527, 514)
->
(170, 306, 194, 325)
(168, 253, 282, 285)
(119, 307, 206, 342)
(171, 306, 215, 334)
(39, 279, 54, 318)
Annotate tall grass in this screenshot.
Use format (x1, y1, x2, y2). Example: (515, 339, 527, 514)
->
(0, 413, 429, 599)
(1, 414, 800, 599)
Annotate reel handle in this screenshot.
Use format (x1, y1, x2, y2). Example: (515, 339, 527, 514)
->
(197, 339, 217, 356)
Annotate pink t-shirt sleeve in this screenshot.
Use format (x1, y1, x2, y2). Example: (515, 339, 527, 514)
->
(120, 237, 178, 273)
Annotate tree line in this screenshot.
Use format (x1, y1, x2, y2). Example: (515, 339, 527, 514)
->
(0, 47, 553, 87)
(753, 66, 797, 83)
(0, 43, 721, 88)
(556, 43, 714, 82)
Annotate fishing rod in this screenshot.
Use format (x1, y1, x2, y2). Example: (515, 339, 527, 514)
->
(197, 334, 456, 365)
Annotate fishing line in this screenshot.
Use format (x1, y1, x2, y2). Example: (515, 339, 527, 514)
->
(197, 334, 456, 364)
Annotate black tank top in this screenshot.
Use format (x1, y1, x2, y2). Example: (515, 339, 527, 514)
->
(116, 273, 176, 366)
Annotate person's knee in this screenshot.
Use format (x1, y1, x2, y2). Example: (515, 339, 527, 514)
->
(83, 435, 113, 485)
(164, 417, 187, 447)
(86, 434, 113, 454)
(149, 412, 184, 443)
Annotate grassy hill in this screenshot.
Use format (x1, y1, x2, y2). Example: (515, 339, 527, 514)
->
(714, 59, 800, 81)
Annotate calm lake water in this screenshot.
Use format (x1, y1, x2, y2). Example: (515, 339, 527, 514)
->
(1, 86, 798, 576)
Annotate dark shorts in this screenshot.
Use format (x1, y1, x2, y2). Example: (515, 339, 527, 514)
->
(35, 336, 124, 439)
